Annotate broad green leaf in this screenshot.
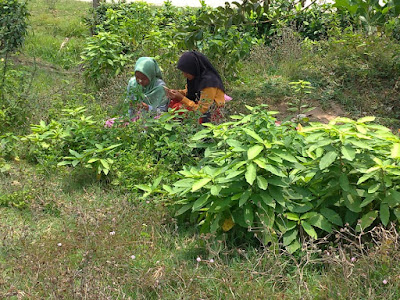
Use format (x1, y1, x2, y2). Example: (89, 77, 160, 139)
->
(100, 159, 109, 170)
(239, 189, 251, 207)
(209, 198, 231, 212)
(175, 203, 192, 216)
(380, 203, 390, 227)
(243, 204, 254, 227)
(135, 184, 152, 192)
(260, 193, 275, 208)
(283, 229, 298, 246)
(341, 145, 355, 161)
(269, 186, 285, 207)
(287, 202, 313, 213)
(286, 239, 301, 254)
(308, 214, 333, 232)
(347, 138, 372, 150)
(210, 213, 221, 233)
(285, 212, 300, 221)
(192, 194, 210, 211)
(227, 139, 247, 152)
(152, 176, 163, 188)
(87, 158, 99, 163)
(211, 185, 222, 196)
(300, 212, 318, 220)
(357, 116, 375, 123)
(355, 124, 367, 134)
(264, 164, 286, 177)
(275, 218, 297, 233)
(301, 220, 317, 239)
(320, 208, 343, 226)
(163, 185, 173, 193)
(268, 177, 289, 187)
(319, 151, 338, 170)
(174, 178, 194, 188)
(247, 145, 264, 160)
(360, 194, 374, 208)
(253, 158, 267, 169)
(339, 173, 350, 191)
(307, 139, 333, 153)
(243, 128, 263, 143)
(69, 149, 82, 158)
(384, 190, 400, 207)
(192, 129, 211, 140)
(191, 178, 212, 192)
(391, 143, 400, 159)
(394, 208, 400, 222)
(356, 210, 378, 232)
(357, 170, 378, 185)
(344, 193, 362, 213)
(257, 176, 268, 190)
(232, 209, 248, 228)
(225, 169, 245, 179)
(245, 162, 257, 185)
(274, 150, 297, 163)
(368, 183, 380, 194)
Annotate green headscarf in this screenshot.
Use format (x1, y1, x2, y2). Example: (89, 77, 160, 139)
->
(127, 57, 168, 111)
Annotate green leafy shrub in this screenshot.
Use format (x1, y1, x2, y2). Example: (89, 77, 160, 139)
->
(0, 0, 29, 55)
(0, 189, 31, 208)
(22, 106, 102, 164)
(81, 31, 133, 85)
(163, 106, 400, 253)
(0, 132, 19, 159)
(113, 110, 203, 190)
(0, 67, 34, 130)
(334, 0, 400, 35)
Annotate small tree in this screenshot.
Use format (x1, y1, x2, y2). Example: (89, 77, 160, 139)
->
(0, 0, 29, 93)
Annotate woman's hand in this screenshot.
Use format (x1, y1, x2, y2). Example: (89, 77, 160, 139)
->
(164, 86, 184, 101)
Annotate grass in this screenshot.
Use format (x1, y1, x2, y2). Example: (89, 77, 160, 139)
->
(1, 163, 400, 298)
(1, 0, 400, 298)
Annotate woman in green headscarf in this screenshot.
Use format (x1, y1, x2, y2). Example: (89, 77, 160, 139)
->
(126, 57, 169, 117)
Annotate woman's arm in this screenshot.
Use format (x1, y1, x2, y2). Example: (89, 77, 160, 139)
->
(181, 87, 218, 114)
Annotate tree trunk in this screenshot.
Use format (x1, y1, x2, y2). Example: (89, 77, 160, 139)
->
(93, 0, 100, 9)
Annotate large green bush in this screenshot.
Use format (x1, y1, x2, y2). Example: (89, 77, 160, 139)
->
(0, 0, 29, 55)
(164, 106, 400, 253)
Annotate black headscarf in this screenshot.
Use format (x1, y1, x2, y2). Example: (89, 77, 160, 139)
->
(177, 51, 224, 101)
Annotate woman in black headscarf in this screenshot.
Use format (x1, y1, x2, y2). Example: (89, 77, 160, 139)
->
(165, 51, 225, 123)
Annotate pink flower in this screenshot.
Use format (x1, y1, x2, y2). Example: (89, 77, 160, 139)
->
(104, 118, 116, 128)
(382, 279, 388, 285)
(109, 231, 115, 236)
(351, 257, 356, 262)
(130, 255, 136, 260)
(196, 257, 201, 262)
(209, 259, 214, 263)
(224, 94, 233, 102)
(131, 116, 140, 122)
(57, 243, 62, 247)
